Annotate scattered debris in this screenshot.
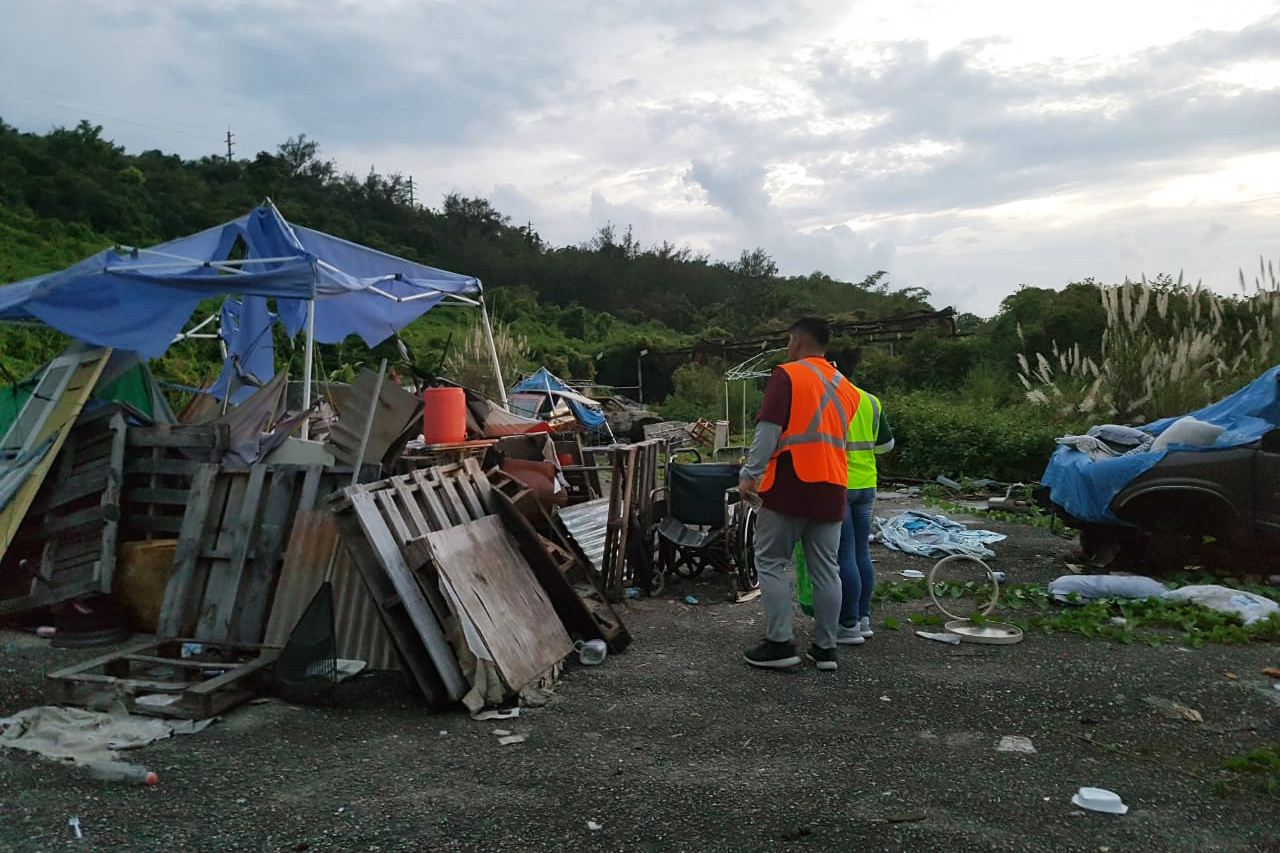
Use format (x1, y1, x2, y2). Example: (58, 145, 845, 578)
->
(492, 729, 512, 736)
(68, 816, 82, 839)
(875, 511, 1006, 559)
(471, 708, 520, 722)
(497, 734, 525, 746)
(1071, 787, 1128, 815)
(586, 821, 603, 832)
(996, 736, 1037, 754)
(916, 630, 962, 645)
(899, 569, 926, 579)
(1225, 671, 1238, 679)
(1261, 667, 1280, 679)
(1142, 697, 1203, 723)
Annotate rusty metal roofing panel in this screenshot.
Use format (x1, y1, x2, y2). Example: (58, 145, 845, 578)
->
(557, 497, 610, 575)
(330, 547, 401, 671)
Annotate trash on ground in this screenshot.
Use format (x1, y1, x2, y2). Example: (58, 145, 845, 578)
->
(1047, 575, 1168, 603)
(684, 595, 699, 605)
(1142, 697, 1203, 723)
(996, 735, 1036, 754)
(68, 816, 82, 839)
(899, 569, 926, 579)
(471, 708, 520, 721)
(83, 760, 158, 785)
(1162, 584, 1280, 626)
(0, 706, 213, 767)
(916, 630, 962, 645)
(492, 729, 512, 736)
(624, 587, 641, 598)
(875, 511, 1006, 559)
(498, 734, 526, 746)
(586, 821, 603, 831)
(1262, 667, 1280, 678)
(574, 639, 607, 665)
(1071, 787, 1129, 815)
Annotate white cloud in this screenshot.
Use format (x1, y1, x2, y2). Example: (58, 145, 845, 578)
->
(1, 0, 1277, 317)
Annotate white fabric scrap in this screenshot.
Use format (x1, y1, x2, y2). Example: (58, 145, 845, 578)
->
(0, 706, 213, 765)
(1163, 584, 1280, 627)
(874, 511, 1006, 559)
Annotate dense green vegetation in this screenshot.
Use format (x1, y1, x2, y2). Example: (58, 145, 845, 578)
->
(2, 119, 1274, 481)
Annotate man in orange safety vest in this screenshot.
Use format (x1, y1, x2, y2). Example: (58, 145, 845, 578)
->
(738, 316, 859, 671)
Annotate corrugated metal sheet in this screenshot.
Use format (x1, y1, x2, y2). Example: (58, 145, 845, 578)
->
(557, 497, 610, 574)
(264, 510, 401, 671)
(330, 546, 401, 671)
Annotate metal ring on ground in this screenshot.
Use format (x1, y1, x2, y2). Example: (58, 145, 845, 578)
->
(928, 554, 999, 621)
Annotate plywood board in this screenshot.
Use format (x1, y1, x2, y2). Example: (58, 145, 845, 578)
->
(426, 515, 572, 693)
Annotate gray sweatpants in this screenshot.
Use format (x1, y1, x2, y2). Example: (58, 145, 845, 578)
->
(754, 507, 842, 649)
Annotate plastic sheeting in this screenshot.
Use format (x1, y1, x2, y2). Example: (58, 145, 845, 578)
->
(511, 367, 606, 430)
(1043, 365, 1280, 525)
(874, 511, 1006, 559)
(0, 206, 480, 358)
(208, 297, 276, 405)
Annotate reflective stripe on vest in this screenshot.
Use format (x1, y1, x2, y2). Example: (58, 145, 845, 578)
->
(760, 358, 860, 492)
(845, 387, 881, 490)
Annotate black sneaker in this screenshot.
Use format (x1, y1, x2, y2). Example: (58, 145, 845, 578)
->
(743, 639, 801, 669)
(806, 644, 838, 671)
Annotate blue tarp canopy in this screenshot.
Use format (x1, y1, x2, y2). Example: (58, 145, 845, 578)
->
(0, 204, 482, 360)
(1042, 365, 1280, 525)
(511, 367, 606, 430)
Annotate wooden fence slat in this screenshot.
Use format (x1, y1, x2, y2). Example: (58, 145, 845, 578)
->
(157, 464, 220, 637)
(195, 468, 265, 642)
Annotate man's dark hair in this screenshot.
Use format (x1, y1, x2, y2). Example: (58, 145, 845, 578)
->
(789, 316, 831, 347)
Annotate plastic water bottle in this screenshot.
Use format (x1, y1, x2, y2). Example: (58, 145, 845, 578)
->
(83, 760, 158, 785)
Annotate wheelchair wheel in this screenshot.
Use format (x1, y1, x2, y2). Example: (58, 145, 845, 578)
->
(734, 503, 760, 590)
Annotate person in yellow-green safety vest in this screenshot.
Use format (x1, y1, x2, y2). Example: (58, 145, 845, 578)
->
(834, 381, 894, 646)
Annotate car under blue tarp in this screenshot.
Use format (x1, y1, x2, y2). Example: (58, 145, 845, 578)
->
(1042, 365, 1280, 525)
(511, 367, 606, 431)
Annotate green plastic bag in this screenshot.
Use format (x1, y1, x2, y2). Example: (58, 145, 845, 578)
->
(794, 542, 814, 616)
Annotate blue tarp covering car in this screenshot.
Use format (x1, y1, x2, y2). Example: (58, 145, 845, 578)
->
(1042, 365, 1280, 524)
(510, 368, 607, 431)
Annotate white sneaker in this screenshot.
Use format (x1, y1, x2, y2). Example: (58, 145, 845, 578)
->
(836, 625, 865, 645)
(859, 616, 874, 638)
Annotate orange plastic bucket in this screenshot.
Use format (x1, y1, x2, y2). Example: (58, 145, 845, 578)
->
(422, 387, 467, 444)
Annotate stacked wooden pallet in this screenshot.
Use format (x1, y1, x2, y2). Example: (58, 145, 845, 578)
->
(331, 459, 629, 709)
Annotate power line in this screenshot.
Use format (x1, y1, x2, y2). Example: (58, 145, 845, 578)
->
(226, 128, 234, 159)
(3, 89, 221, 144)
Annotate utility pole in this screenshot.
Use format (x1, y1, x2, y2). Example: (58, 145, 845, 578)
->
(225, 128, 235, 160)
(637, 349, 649, 404)
(407, 175, 414, 207)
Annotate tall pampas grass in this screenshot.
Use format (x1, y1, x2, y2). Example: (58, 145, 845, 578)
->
(442, 319, 529, 399)
(1019, 258, 1279, 424)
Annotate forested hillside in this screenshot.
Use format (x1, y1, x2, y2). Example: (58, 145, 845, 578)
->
(6, 119, 1271, 479)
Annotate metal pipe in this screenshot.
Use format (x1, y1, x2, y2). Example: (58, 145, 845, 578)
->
(301, 299, 316, 440)
(478, 286, 508, 407)
(351, 358, 388, 486)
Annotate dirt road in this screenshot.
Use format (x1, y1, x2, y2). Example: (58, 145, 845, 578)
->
(2, 495, 1278, 852)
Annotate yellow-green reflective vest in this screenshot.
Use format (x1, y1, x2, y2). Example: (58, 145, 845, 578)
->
(845, 387, 881, 489)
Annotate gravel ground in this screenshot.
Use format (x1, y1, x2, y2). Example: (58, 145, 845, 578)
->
(2, 492, 1279, 852)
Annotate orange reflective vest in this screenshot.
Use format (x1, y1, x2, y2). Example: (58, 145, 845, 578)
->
(760, 357, 861, 493)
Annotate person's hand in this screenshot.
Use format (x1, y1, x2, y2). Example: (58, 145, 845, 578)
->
(738, 475, 758, 497)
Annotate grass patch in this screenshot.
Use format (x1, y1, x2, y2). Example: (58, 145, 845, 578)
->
(1214, 744, 1280, 800)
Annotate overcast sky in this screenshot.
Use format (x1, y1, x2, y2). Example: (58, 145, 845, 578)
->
(3, 1, 1278, 317)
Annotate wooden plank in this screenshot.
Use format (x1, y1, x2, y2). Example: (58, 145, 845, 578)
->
(233, 467, 298, 643)
(346, 490, 466, 700)
(262, 510, 340, 647)
(426, 515, 573, 692)
(333, 508, 449, 703)
(375, 490, 417, 547)
(296, 464, 324, 511)
(126, 426, 222, 448)
(410, 469, 453, 529)
(129, 515, 185, 535)
(490, 484, 631, 652)
(196, 467, 267, 642)
(0, 348, 111, 563)
(94, 411, 127, 594)
(124, 457, 207, 476)
(123, 487, 194, 506)
(392, 479, 431, 538)
(157, 464, 220, 638)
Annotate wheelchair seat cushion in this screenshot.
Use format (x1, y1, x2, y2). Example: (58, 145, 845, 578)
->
(657, 515, 724, 550)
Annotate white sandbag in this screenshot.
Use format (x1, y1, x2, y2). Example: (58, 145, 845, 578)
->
(1048, 575, 1169, 603)
(1163, 584, 1280, 626)
(1150, 417, 1224, 452)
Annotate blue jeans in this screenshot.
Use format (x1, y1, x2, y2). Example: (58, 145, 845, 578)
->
(838, 488, 877, 627)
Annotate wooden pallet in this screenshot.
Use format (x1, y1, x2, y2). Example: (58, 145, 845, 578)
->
(121, 422, 230, 539)
(46, 639, 279, 719)
(488, 470, 631, 653)
(330, 461, 493, 705)
(600, 440, 661, 600)
(157, 464, 356, 644)
(0, 405, 127, 613)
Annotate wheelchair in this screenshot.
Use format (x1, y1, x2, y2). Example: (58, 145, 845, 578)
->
(649, 450, 759, 598)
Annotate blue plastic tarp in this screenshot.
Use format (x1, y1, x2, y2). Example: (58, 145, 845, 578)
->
(0, 206, 479, 359)
(208, 297, 277, 405)
(1042, 365, 1280, 524)
(511, 367, 606, 430)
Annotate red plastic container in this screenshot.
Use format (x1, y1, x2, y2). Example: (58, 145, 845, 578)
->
(422, 387, 467, 444)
